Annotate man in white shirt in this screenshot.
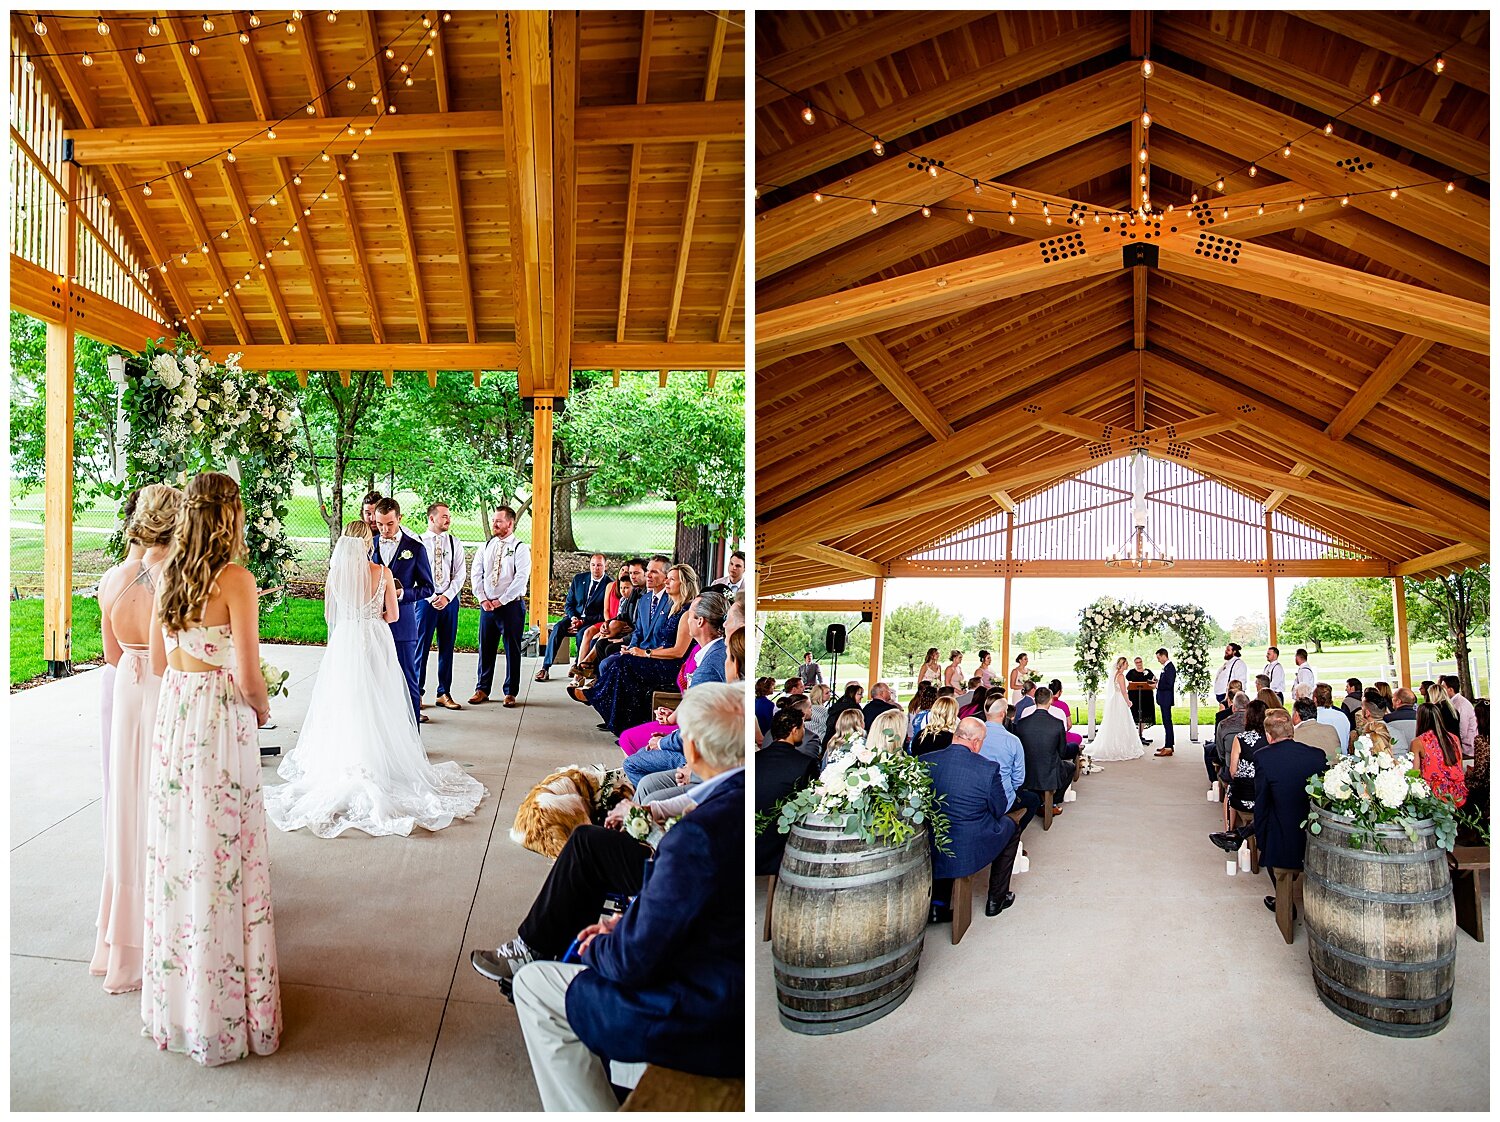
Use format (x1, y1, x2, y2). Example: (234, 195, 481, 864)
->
(1214, 643, 1249, 703)
(1263, 646, 1286, 701)
(417, 502, 467, 717)
(1440, 674, 1478, 758)
(470, 505, 530, 708)
(1293, 649, 1316, 693)
(1312, 683, 1352, 753)
(721, 550, 745, 595)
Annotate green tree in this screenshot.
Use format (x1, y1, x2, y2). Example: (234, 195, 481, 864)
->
(1408, 565, 1490, 697)
(1353, 576, 1399, 665)
(973, 617, 995, 650)
(1015, 625, 1066, 653)
(881, 601, 965, 675)
(10, 311, 128, 516)
(1279, 580, 1365, 652)
(757, 612, 814, 679)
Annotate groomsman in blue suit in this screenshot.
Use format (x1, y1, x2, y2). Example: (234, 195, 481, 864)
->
(371, 497, 436, 724)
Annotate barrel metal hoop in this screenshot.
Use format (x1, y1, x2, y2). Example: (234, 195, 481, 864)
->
(1313, 968, 1453, 1012)
(1306, 927, 1457, 973)
(1307, 834, 1445, 864)
(772, 933, 926, 980)
(1305, 868, 1454, 905)
(1314, 991, 1450, 1038)
(777, 975, 918, 1035)
(786, 846, 921, 866)
(774, 953, 921, 1002)
(776, 858, 927, 892)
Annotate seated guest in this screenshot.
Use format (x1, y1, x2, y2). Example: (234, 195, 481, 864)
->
(1361, 688, 1408, 757)
(955, 676, 980, 711)
(1313, 683, 1352, 752)
(1257, 687, 1283, 715)
(958, 685, 988, 722)
(906, 682, 936, 730)
(505, 684, 744, 1111)
(580, 564, 701, 734)
(1290, 698, 1341, 764)
(862, 681, 900, 728)
(1209, 699, 1267, 847)
(755, 730, 817, 877)
(1413, 701, 1467, 808)
(804, 683, 832, 747)
(1213, 679, 1244, 731)
(1426, 683, 1464, 747)
(982, 695, 1037, 832)
(913, 696, 960, 755)
(1440, 674, 1479, 759)
(537, 553, 610, 683)
(1213, 691, 1250, 784)
(821, 707, 869, 768)
(1341, 677, 1364, 725)
(1254, 674, 1272, 696)
(1012, 681, 1038, 722)
(1291, 683, 1314, 704)
(777, 676, 806, 704)
(865, 709, 909, 757)
(1386, 688, 1418, 748)
(1017, 687, 1073, 811)
(1045, 678, 1084, 749)
(615, 590, 728, 756)
(1250, 709, 1328, 918)
(1374, 681, 1394, 709)
(572, 558, 647, 683)
(824, 682, 864, 736)
(576, 570, 634, 669)
(924, 717, 1023, 919)
(634, 630, 742, 806)
(1462, 702, 1488, 843)
(754, 677, 776, 742)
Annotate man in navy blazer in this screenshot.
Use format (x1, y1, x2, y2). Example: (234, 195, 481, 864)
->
(1155, 648, 1177, 755)
(537, 552, 610, 682)
(924, 717, 1023, 918)
(372, 498, 435, 723)
(509, 683, 744, 1111)
(1252, 708, 1327, 913)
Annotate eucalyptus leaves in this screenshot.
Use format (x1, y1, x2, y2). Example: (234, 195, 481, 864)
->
(115, 337, 298, 609)
(1074, 597, 1213, 699)
(1304, 738, 1459, 852)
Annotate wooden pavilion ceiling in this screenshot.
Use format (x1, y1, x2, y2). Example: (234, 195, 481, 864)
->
(11, 9, 746, 387)
(754, 10, 1489, 597)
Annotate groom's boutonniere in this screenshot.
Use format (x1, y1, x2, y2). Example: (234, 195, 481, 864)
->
(400, 549, 413, 560)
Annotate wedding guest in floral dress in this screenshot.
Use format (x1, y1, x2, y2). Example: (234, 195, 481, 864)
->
(144, 472, 280, 1066)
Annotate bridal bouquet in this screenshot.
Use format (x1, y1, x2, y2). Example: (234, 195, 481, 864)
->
(769, 731, 950, 853)
(260, 659, 291, 699)
(1304, 737, 1458, 852)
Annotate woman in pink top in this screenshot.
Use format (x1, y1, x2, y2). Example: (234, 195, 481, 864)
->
(617, 642, 700, 756)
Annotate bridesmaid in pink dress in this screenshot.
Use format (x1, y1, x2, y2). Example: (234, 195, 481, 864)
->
(144, 473, 280, 1066)
(91, 484, 180, 994)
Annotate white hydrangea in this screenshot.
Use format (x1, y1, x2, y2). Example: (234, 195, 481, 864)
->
(1409, 777, 1431, 800)
(182, 353, 199, 377)
(1373, 768, 1411, 808)
(1323, 768, 1352, 801)
(151, 353, 183, 389)
(1376, 752, 1399, 770)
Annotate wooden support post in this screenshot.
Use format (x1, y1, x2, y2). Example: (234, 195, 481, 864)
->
(1265, 514, 1278, 647)
(1393, 576, 1411, 685)
(867, 576, 886, 693)
(529, 397, 555, 631)
(295, 369, 309, 388)
(43, 160, 79, 675)
(1001, 509, 1015, 707)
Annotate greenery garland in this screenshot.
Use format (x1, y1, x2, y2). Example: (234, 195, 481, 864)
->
(1073, 596, 1212, 699)
(110, 337, 298, 610)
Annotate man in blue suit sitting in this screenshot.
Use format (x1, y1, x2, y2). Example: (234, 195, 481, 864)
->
(371, 497, 435, 723)
(510, 682, 744, 1111)
(537, 552, 610, 683)
(925, 716, 1024, 919)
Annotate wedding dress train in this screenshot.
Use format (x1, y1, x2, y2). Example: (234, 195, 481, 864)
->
(264, 538, 487, 838)
(1089, 671, 1145, 762)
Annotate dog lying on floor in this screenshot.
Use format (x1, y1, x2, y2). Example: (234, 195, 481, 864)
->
(510, 764, 635, 859)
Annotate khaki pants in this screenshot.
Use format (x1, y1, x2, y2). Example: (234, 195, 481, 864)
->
(513, 961, 644, 1111)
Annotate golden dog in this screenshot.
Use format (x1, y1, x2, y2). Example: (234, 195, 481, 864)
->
(510, 764, 634, 859)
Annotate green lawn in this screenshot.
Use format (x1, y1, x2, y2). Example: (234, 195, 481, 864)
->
(11, 596, 103, 684)
(259, 596, 495, 650)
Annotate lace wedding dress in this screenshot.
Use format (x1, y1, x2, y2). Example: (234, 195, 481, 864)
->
(1089, 669, 1146, 762)
(264, 538, 487, 838)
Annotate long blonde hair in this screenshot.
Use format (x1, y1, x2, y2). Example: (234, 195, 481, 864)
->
(924, 696, 960, 738)
(668, 562, 700, 614)
(157, 472, 244, 633)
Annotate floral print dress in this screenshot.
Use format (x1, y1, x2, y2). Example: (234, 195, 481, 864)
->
(142, 624, 281, 1066)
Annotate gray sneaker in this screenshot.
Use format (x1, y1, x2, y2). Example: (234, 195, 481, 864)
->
(470, 938, 535, 984)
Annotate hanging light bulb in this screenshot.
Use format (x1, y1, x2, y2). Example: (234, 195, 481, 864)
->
(100, 196, 110, 209)
(1434, 57, 1445, 74)
(180, 253, 189, 265)
(292, 9, 303, 20)
(269, 194, 279, 206)
(871, 137, 884, 156)
(1296, 198, 1305, 212)
(239, 31, 249, 44)
(404, 75, 413, 87)
(1138, 146, 1148, 164)
(220, 229, 228, 239)
(96, 16, 109, 35)
(320, 151, 330, 162)
(1190, 192, 1198, 204)
(1389, 188, 1398, 199)
(202, 16, 215, 33)
(1370, 91, 1381, 106)
(1140, 109, 1151, 128)
(428, 27, 437, 38)
(385, 47, 395, 59)
(1138, 171, 1147, 187)
(1042, 202, 1050, 216)
(1216, 178, 1225, 190)
(1256, 202, 1264, 215)
(1141, 58, 1153, 78)
(249, 214, 258, 224)
(1282, 143, 1292, 158)
(227, 150, 237, 163)
(868, 200, 878, 215)
(400, 63, 409, 73)
(1249, 164, 1257, 178)
(443, 11, 451, 21)
(134, 47, 147, 64)
(812, 191, 823, 203)
(370, 93, 380, 105)
(1221, 206, 1228, 217)
(1009, 213, 1016, 225)
(200, 242, 209, 254)
(346, 76, 358, 90)
(1446, 181, 1456, 192)
(1009, 192, 1017, 209)
(267, 127, 276, 139)
(920, 205, 931, 218)
(293, 174, 302, 186)
(351, 150, 360, 160)
(423, 16, 432, 28)
(182, 167, 193, 179)
(1340, 195, 1350, 206)
(81, 52, 94, 67)
(188, 41, 200, 57)
(143, 183, 154, 196)
(966, 208, 975, 223)
(388, 103, 397, 114)
(33, 18, 46, 36)
(425, 45, 433, 57)
(363, 126, 372, 135)
(327, 10, 338, 22)
(347, 123, 357, 135)
(927, 164, 938, 178)
(1324, 122, 1333, 135)
(248, 13, 261, 28)
(286, 19, 297, 33)
(801, 103, 815, 125)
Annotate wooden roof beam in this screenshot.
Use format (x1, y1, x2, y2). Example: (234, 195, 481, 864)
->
(387, 158, 430, 344)
(757, 17, 1129, 187)
(331, 155, 383, 344)
(665, 12, 727, 343)
(282, 17, 342, 346)
(715, 221, 744, 344)
(616, 13, 653, 344)
(428, 20, 476, 346)
(1394, 544, 1487, 577)
(1288, 11, 1487, 95)
(1325, 336, 1433, 441)
(756, 61, 1143, 279)
(791, 544, 883, 579)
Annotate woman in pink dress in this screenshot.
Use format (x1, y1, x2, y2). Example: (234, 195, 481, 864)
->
(144, 473, 280, 1066)
(91, 484, 180, 994)
(943, 649, 965, 689)
(1048, 677, 1085, 749)
(95, 488, 146, 832)
(617, 642, 701, 756)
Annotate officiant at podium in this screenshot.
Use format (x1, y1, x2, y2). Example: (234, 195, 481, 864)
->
(1126, 656, 1157, 744)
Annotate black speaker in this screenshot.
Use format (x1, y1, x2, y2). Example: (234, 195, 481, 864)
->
(860, 611, 874, 623)
(824, 624, 847, 654)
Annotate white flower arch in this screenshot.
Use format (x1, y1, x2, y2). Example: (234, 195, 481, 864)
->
(1073, 596, 1212, 700)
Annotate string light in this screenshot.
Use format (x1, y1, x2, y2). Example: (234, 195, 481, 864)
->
(801, 103, 815, 125)
(346, 76, 358, 90)
(239, 32, 249, 45)
(973, 179, 982, 194)
(286, 19, 297, 34)
(813, 191, 823, 203)
(188, 41, 200, 57)
(868, 200, 877, 215)
(32, 18, 46, 36)
(1248, 164, 1257, 178)
(1389, 188, 1399, 198)
(871, 137, 884, 156)
(1324, 122, 1333, 135)
(1446, 181, 1455, 192)
(134, 48, 146, 64)
(966, 208, 974, 223)
(1282, 143, 1292, 157)
(248, 14, 261, 28)
(1138, 146, 1147, 164)
(201, 17, 214, 33)
(226, 151, 237, 163)
(182, 167, 193, 179)
(1434, 56, 1445, 74)
(1256, 203, 1264, 215)
(1008, 213, 1016, 225)
(1370, 91, 1381, 106)
(1140, 109, 1151, 129)
(1340, 195, 1350, 206)
(96, 17, 108, 35)
(1141, 58, 1153, 78)
(81, 52, 94, 67)
(920, 205, 931, 217)
(142, 184, 152, 196)
(1297, 199, 1305, 212)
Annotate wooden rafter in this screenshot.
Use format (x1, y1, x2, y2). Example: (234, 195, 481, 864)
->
(331, 155, 383, 344)
(428, 21, 476, 345)
(282, 17, 343, 347)
(1325, 335, 1433, 441)
(665, 12, 726, 342)
(715, 221, 744, 344)
(551, 9, 578, 393)
(615, 12, 653, 344)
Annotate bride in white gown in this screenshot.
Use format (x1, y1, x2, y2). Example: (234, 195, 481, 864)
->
(264, 521, 488, 838)
(1089, 656, 1145, 762)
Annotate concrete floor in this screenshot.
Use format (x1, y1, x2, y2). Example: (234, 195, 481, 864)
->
(756, 728, 1490, 1112)
(11, 644, 631, 1110)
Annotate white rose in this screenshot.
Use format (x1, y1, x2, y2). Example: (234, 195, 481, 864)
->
(195, 396, 210, 410)
(151, 353, 183, 389)
(1377, 752, 1398, 770)
(821, 771, 848, 798)
(190, 417, 204, 432)
(1409, 777, 1430, 800)
(1324, 772, 1351, 800)
(867, 769, 887, 789)
(182, 353, 199, 376)
(1373, 769, 1409, 808)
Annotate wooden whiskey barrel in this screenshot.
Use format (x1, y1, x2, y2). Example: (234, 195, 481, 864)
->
(1303, 810, 1456, 1037)
(770, 815, 931, 1035)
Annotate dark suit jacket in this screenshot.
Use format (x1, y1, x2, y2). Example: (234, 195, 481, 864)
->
(629, 591, 678, 650)
(569, 770, 743, 1078)
(563, 571, 610, 625)
(1252, 739, 1328, 870)
(922, 746, 1015, 880)
(755, 744, 818, 876)
(372, 528, 435, 642)
(1157, 661, 1176, 706)
(862, 697, 900, 729)
(1016, 711, 1070, 792)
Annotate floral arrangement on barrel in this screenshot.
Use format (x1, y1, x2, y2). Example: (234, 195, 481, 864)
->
(112, 337, 299, 610)
(1304, 736, 1459, 852)
(766, 727, 951, 853)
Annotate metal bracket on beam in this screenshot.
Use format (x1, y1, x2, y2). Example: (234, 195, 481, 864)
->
(1122, 243, 1159, 269)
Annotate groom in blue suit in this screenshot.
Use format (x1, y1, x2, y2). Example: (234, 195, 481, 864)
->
(1155, 648, 1177, 755)
(372, 498, 435, 723)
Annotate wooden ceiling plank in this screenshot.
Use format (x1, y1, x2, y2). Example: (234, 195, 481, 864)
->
(285, 19, 343, 346)
(428, 19, 477, 346)
(1326, 336, 1434, 441)
(1288, 11, 1488, 95)
(1394, 544, 1487, 577)
(792, 544, 883, 578)
(215, 342, 520, 369)
(666, 13, 727, 343)
(331, 155, 384, 345)
(845, 336, 951, 442)
(757, 20, 1129, 187)
(551, 9, 578, 395)
(615, 13, 652, 344)
(756, 62, 1142, 280)
(387, 157, 430, 345)
(715, 221, 745, 345)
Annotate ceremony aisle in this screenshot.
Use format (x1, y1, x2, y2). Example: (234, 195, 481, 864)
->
(755, 727, 1490, 1111)
(12, 643, 608, 1110)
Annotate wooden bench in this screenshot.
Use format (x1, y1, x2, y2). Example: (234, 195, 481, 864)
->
(650, 691, 683, 713)
(1272, 868, 1303, 944)
(1450, 845, 1489, 942)
(621, 1064, 745, 1111)
(950, 873, 974, 945)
